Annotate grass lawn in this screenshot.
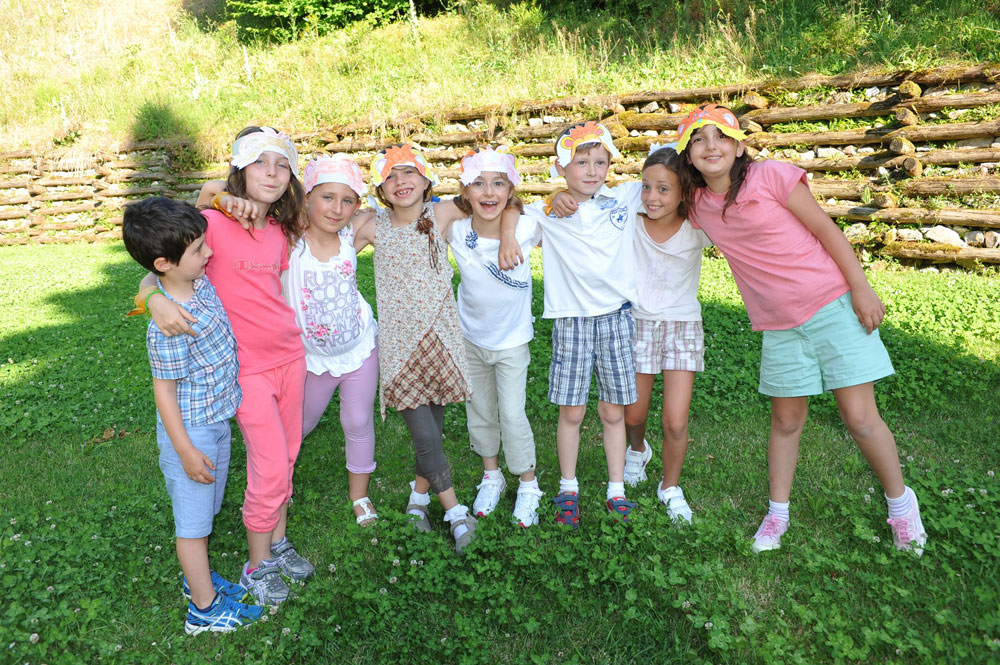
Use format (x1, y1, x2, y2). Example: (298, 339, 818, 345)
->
(1, 243, 999, 664)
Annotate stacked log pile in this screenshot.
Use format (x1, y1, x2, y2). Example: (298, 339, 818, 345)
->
(2, 64, 999, 266)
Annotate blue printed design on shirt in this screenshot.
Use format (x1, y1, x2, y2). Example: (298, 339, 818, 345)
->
(598, 197, 618, 210)
(465, 229, 478, 249)
(485, 262, 529, 289)
(610, 205, 629, 230)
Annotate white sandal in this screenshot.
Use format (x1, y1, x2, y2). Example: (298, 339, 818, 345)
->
(352, 497, 378, 527)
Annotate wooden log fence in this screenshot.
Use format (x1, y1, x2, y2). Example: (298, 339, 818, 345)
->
(3, 63, 1000, 263)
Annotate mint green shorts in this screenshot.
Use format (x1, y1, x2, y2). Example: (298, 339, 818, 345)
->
(759, 292, 894, 397)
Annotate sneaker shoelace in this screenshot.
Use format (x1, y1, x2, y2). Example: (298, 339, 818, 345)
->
(886, 516, 913, 543)
(758, 514, 786, 537)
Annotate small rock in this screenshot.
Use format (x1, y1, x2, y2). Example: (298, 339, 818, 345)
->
(927, 112, 939, 119)
(991, 141, 1000, 149)
(985, 230, 999, 248)
(897, 228, 923, 242)
(640, 101, 659, 113)
(826, 198, 837, 205)
(965, 230, 985, 246)
(877, 166, 889, 177)
(831, 91, 853, 104)
(757, 148, 770, 158)
(798, 150, 816, 161)
(806, 172, 813, 180)
(542, 115, 565, 124)
(643, 130, 658, 137)
(924, 225, 966, 246)
(469, 119, 486, 130)
(444, 123, 468, 133)
(629, 130, 640, 137)
(629, 106, 641, 113)
(786, 92, 800, 101)
(817, 147, 843, 159)
(844, 223, 869, 242)
(952, 225, 970, 234)
(957, 137, 992, 149)
(916, 145, 933, 152)
(668, 102, 681, 113)
(923, 87, 949, 97)
(858, 147, 876, 154)
(843, 145, 856, 156)
(527, 118, 543, 127)
(947, 109, 970, 120)
(864, 86, 881, 99)
(919, 265, 940, 273)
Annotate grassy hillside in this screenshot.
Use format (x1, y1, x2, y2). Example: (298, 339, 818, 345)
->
(1, 0, 998, 154)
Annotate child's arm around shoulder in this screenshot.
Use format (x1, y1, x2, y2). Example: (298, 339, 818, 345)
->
(352, 209, 376, 252)
(196, 179, 258, 228)
(139, 272, 199, 337)
(497, 206, 525, 270)
(786, 183, 885, 333)
(152, 378, 216, 484)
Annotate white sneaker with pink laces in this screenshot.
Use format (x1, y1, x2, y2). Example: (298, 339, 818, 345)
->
(886, 487, 927, 557)
(751, 513, 789, 553)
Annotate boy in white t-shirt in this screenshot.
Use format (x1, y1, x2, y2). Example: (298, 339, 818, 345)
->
(502, 121, 643, 528)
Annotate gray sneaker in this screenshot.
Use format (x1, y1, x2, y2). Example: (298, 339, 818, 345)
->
(450, 513, 478, 555)
(270, 539, 315, 581)
(240, 560, 289, 606)
(406, 503, 432, 532)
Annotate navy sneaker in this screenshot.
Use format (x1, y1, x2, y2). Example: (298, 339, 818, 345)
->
(553, 491, 580, 529)
(184, 593, 263, 635)
(183, 570, 248, 602)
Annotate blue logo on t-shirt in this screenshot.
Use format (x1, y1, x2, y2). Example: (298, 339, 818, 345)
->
(610, 206, 629, 230)
(598, 197, 618, 210)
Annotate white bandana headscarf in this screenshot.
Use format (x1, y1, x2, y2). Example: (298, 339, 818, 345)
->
(230, 127, 299, 174)
(459, 146, 521, 186)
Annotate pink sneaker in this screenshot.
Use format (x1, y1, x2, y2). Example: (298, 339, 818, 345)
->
(751, 513, 789, 553)
(886, 487, 927, 557)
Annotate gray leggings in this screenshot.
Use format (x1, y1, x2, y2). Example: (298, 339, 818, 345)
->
(399, 404, 452, 494)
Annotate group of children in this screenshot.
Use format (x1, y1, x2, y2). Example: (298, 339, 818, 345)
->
(121, 105, 928, 635)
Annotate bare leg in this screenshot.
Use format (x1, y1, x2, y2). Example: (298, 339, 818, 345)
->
(247, 529, 273, 570)
(768, 396, 809, 503)
(556, 405, 586, 480)
(598, 400, 627, 483)
(413, 475, 431, 494)
(177, 536, 213, 608)
(270, 503, 288, 542)
(349, 471, 372, 518)
(482, 455, 500, 471)
(660, 370, 695, 489)
(833, 382, 905, 498)
(625, 374, 656, 452)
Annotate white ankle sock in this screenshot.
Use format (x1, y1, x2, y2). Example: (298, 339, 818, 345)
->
(482, 468, 502, 482)
(519, 478, 539, 491)
(885, 487, 913, 518)
(444, 505, 470, 539)
(607, 481, 626, 500)
(768, 499, 790, 522)
(559, 477, 579, 494)
(408, 480, 430, 516)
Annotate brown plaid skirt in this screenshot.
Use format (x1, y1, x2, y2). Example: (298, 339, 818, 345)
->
(383, 331, 468, 411)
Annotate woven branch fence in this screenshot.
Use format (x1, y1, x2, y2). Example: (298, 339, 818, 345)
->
(3, 63, 1000, 266)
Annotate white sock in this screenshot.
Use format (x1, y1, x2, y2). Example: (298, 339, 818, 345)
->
(408, 480, 430, 516)
(519, 478, 539, 491)
(444, 505, 470, 540)
(885, 487, 913, 518)
(482, 468, 502, 482)
(658, 484, 683, 501)
(768, 499, 790, 522)
(559, 477, 579, 494)
(607, 481, 626, 500)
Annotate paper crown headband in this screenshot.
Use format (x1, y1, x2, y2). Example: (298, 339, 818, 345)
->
(369, 143, 438, 188)
(231, 127, 299, 173)
(460, 146, 521, 186)
(303, 154, 366, 196)
(675, 104, 747, 153)
(555, 121, 621, 167)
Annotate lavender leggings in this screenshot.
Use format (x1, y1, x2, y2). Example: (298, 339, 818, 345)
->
(302, 347, 379, 474)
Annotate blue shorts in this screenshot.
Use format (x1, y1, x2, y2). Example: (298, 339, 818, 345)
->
(759, 292, 895, 397)
(549, 306, 638, 406)
(157, 419, 232, 539)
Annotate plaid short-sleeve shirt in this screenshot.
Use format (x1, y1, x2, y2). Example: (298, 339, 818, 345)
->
(147, 277, 241, 426)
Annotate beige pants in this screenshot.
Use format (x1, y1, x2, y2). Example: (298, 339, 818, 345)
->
(463, 340, 536, 475)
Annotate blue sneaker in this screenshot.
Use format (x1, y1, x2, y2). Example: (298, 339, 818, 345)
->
(184, 593, 263, 635)
(183, 570, 248, 602)
(553, 491, 580, 529)
(606, 496, 637, 523)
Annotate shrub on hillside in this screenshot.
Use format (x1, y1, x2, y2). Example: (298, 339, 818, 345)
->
(226, 0, 445, 42)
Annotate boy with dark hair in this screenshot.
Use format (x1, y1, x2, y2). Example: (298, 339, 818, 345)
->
(123, 197, 262, 634)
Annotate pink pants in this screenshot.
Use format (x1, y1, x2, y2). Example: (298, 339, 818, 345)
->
(236, 358, 306, 533)
(302, 346, 379, 474)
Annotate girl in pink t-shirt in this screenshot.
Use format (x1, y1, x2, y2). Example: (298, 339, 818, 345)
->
(675, 104, 926, 556)
(147, 126, 314, 607)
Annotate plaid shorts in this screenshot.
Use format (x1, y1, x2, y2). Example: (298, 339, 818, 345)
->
(548, 306, 638, 406)
(633, 319, 705, 374)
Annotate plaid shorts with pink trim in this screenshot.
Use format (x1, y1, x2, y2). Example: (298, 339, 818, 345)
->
(632, 319, 705, 374)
